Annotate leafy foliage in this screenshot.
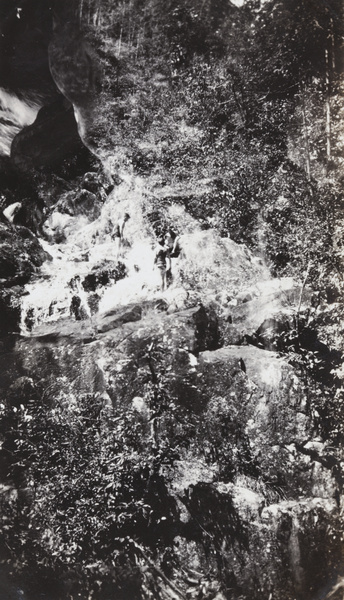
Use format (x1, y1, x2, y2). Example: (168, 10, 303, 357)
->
(1, 0, 344, 597)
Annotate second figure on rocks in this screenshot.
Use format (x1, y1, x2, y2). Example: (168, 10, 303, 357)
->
(112, 212, 130, 259)
(154, 237, 172, 292)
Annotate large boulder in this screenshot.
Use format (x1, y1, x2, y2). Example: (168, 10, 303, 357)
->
(48, 16, 103, 150)
(82, 262, 128, 293)
(9, 302, 218, 403)
(55, 188, 102, 220)
(0, 224, 49, 284)
(11, 97, 96, 175)
(197, 345, 336, 497)
(42, 211, 90, 243)
(96, 304, 142, 334)
(221, 277, 313, 348)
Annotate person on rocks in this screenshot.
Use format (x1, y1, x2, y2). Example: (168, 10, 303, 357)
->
(164, 227, 181, 258)
(154, 237, 171, 292)
(69, 275, 90, 321)
(112, 212, 130, 259)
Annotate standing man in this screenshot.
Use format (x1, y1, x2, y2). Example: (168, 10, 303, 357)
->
(112, 212, 130, 259)
(165, 227, 181, 257)
(154, 237, 171, 292)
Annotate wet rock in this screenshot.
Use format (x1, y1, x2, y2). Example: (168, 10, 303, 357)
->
(22, 318, 95, 344)
(42, 211, 87, 242)
(56, 188, 103, 220)
(0, 223, 50, 286)
(87, 293, 101, 315)
(0, 288, 22, 333)
(24, 307, 35, 332)
(81, 171, 109, 197)
(70, 295, 89, 321)
(13, 199, 46, 235)
(96, 304, 142, 333)
(221, 278, 313, 348)
(82, 171, 100, 194)
(141, 299, 169, 315)
(82, 262, 127, 292)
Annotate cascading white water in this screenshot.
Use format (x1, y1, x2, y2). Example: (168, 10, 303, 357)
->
(19, 179, 270, 336)
(20, 238, 92, 333)
(18, 179, 152, 334)
(19, 218, 159, 335)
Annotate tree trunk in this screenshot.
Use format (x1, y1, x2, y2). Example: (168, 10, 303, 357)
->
(79, 0, 84, 24)
(325, 47, 331, 163)
(118, 27, 123, 58)
(135, 33, 140, 63)
(300, 80, 311, 179)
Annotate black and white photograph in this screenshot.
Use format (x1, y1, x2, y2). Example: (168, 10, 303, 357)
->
(0, 0, 343, 598)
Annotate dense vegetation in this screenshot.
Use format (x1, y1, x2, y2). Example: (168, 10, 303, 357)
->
(80, 0, 344, 288)
(0, 0, 344, 598)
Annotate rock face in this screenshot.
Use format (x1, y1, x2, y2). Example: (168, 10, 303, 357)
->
(0, 224, 48, 282)
(0, 176, 341, 599)
(56, 189, 102, 219)
(0, 223, 50, 332)
(221, 277, 313, 348)
(48, 12, 104, 150)
(0, 2, 101, 239)
(11, 97, 95, 174)
(1, 288, 341, 599)
(0, 0, 55, 98)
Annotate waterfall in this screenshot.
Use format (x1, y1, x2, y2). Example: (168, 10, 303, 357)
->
(20, 237, 93, 334)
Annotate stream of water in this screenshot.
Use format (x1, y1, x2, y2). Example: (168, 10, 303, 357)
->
(20, 224, 161, 336)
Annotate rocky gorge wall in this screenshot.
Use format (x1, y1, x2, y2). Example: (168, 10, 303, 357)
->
(0, 177, 343, 599)
(0, 1, 343, 599)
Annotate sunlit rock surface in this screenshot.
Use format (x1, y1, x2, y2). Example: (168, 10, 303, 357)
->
(221, 277, 314, 347)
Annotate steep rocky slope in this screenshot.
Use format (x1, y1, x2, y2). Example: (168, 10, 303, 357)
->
(0, 177, 343, 599)
(0, 1, 343, 599)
